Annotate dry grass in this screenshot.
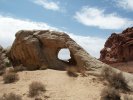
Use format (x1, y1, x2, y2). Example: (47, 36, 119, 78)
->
(29, 81, 46, 97)
(102, 67, 130, 91)
(0, 92, 22, 100)
(3, 71, 19, 84)
(66, 67, 78, 77)
(100, 87, 120, 100)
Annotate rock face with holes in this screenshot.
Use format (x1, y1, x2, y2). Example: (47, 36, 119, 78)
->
(8, 30, 107, 71)
(100, 27, 133, 64)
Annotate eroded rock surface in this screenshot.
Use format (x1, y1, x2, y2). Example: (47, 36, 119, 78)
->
(100, 27, 133, 64)
(9, 30, 107, 71)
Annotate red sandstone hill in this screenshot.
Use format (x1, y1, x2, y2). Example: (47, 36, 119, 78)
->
(100, 27, 133, 73)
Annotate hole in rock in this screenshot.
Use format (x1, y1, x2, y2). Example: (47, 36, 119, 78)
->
(58, 48, 71, 62)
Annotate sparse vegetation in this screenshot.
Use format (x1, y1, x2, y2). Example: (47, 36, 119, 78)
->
(66, 67, 78, 77)
(102, 67, 130, 91)
(100, 87, 120, 100)
(5, 61, 11, 67)
(0, 92, 22, 100)
(3, 71, 19, 84)
(29, 81, 46, 97)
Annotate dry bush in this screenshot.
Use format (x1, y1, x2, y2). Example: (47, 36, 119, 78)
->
(102, 67, 130, 91)
(29, 81, 46, 97)
(5, 62, 12, 67)
(3, 72, 19, 84)
(0, 92, 22, 100)
(66, 67, 78, 77)
(100, 87, 120, 100)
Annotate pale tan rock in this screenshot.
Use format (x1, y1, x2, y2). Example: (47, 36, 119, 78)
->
(9, 30, 107, 71)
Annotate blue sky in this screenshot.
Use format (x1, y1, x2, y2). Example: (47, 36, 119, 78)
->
(0, 0, 133, 58)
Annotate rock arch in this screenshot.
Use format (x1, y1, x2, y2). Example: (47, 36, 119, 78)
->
(8, 30, 106, 71)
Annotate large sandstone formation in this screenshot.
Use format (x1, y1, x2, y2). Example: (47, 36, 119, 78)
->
(9, 30, 107, 71)
(100, 27, 133, 64)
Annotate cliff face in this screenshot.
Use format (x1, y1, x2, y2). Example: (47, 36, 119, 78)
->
(100, 27, 133, 64)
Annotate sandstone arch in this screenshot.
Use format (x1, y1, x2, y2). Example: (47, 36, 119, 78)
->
(8, 30, 107, 71)
(10, 30, 83, 70)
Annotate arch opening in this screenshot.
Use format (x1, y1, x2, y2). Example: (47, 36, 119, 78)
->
(57, 48, 77, 65)
(58, 48, 71, 62)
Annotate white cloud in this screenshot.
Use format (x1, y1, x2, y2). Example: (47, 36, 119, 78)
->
(116, 0, 133, 11)
(0, 15, 105, 58)
(33, 0, 60, 11)
(74, 6, 133, 29)
(0, 15, 58, 48)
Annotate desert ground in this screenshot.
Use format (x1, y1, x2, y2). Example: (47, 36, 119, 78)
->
(0, 69, 105, 100)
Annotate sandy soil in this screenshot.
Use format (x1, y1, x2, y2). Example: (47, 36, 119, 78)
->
(0, 69, 105, 100)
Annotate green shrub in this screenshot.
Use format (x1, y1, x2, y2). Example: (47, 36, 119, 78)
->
(29, 81, 46, 97)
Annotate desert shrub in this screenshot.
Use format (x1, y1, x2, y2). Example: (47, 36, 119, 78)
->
(102, 67, 130, 91)
(0, 92, 22, 100)
(29, 81, 46, 97)
(100, 87, 120, 100)
(102, 67, 114, 80)
(5, 61, 11, 67)
(3, 72, 19, 84)
(66, 67, 78, 77)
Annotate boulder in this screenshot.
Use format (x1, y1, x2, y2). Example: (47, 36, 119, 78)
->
(100, 27, 133, 64)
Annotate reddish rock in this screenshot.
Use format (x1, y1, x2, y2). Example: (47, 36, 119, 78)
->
(100, 27, 133, 64)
